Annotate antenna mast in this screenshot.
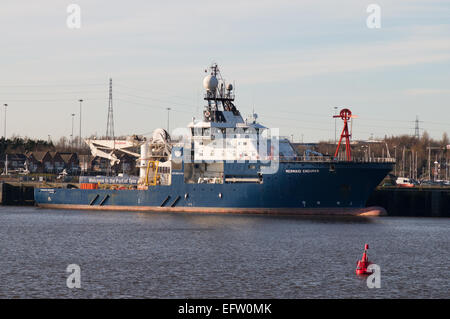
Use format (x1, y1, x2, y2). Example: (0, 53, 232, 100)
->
(106, 78, 115, 140)
(414, 115, 420, 139)
(202, 63, 237, 123)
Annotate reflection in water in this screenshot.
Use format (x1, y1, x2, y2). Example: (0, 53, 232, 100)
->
(0, 206, 448, 298)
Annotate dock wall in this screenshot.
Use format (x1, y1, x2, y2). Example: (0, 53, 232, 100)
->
(366, 188, 450, 217)
(0, 182, 35, 206)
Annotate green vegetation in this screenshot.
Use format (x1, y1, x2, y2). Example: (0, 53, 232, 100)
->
(0, 137, 54, 155)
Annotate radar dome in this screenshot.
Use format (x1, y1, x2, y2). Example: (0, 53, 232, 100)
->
(203, 74, 218, 92)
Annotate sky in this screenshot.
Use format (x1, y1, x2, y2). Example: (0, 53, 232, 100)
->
(0, 0, 449, 143)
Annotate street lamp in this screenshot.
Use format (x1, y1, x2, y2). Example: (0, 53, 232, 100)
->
(71, 113, 75, 148)
(78, 99, 83, 148)
(166, 107, 171, 132)
(393, 146, 397, 176)
(3, 104, 7, 139)
(434, 161, 439, 181)
(333, 106, 338, 145)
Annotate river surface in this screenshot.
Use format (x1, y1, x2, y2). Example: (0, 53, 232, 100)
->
(0, 206, 448, 298)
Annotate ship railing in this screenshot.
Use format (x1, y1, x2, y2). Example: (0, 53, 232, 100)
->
(278, 156, 396, 163)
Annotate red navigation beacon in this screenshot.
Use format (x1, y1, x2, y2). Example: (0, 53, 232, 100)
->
(334, 108, 353, 161)
(356, 243, 373, 275)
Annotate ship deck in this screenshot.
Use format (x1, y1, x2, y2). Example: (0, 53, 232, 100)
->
(279, 156, 395, 163)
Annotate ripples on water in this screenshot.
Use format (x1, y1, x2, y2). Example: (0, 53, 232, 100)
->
(0, 206, 448, 298)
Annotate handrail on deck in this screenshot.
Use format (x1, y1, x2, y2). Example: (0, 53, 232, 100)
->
(278, 156, 396, 163)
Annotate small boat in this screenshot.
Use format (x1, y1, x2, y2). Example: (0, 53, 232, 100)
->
(395, 177, 414, 188)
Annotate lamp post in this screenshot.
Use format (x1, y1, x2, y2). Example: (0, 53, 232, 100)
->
(78, 99, 83, 148)
(3, 104, 7, 139)
(166, 107, 171, 132)
(333, 106, 338, 145)
(434, 161, 439, 181)
(71, 113, 75, 149)
(394, 146, 397, 176)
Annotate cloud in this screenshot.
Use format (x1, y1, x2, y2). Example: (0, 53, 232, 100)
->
(0, 0, 449, 141)
(404, 88, 450, 95)
(224, 31, 450, 84)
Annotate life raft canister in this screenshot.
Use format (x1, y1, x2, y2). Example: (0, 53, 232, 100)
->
(356, 243, 373, 275)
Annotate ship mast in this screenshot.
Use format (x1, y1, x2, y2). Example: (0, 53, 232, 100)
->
(202, 63, 239, 123)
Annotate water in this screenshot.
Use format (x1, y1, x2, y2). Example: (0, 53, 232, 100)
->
(0, 206, 448, 298)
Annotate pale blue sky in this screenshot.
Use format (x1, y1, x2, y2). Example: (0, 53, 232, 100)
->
(0, 0, 449, 142)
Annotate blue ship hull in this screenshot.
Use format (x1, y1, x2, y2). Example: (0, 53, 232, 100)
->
(35, 161, 393, 215)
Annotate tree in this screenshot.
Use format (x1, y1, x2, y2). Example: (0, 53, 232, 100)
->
(421, 131, 430, 146)
(442, 132, 449, 147)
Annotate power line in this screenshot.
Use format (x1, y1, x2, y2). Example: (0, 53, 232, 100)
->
(0, 83, 105, 87)
(114, 82, 195, 102)
(114, 98, 195, 114)
(114, 90, 198, 110)
(0, 98, 104, 102)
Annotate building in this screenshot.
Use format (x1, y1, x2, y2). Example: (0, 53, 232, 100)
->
(0, 153, 28, 173)
(49, 152, 65, 173)
(26, 151, 54, 173)
(59, 152, 80, 174)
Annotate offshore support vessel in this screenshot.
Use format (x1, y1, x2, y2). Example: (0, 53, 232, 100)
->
(34, 64, 395, 216)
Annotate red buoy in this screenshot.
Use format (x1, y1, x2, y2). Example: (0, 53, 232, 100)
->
(356, 244, 373, 275)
